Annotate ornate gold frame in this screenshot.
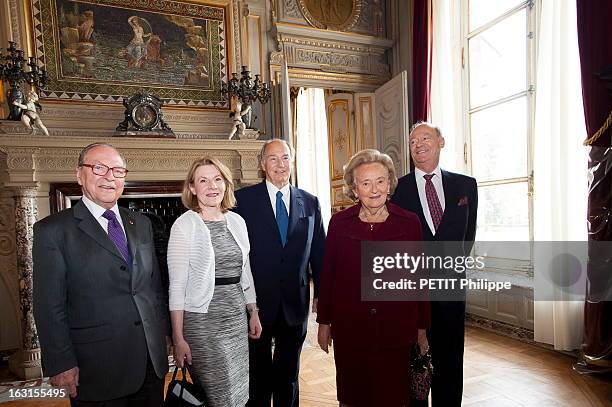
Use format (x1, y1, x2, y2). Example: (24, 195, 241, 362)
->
(22, 0, 234, 109)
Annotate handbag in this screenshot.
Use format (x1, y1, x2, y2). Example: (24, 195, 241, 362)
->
(164, 364, 206, 407)
(408, 343, 433, 401)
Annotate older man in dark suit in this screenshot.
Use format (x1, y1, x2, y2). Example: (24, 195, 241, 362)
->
(33, 143, 169, 406)
(234, 139, 326, 407)
(392, 122, 478, 407)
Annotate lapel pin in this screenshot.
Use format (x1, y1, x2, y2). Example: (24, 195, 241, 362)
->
(129, 219, 135, 225)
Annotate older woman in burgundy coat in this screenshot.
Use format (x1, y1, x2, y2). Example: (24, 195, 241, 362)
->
(317, 149, 430, 407)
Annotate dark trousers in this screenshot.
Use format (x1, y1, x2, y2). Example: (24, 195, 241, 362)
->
(247, 310, 307, 407)
(70, 357, 164, 407)
(428, 300, 466, 407)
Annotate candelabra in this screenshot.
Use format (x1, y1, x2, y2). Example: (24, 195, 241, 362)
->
(221, 66, 271, 129)
(0, 41, 48, 120)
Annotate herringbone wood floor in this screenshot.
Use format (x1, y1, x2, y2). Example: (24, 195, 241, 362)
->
(2, 315, 611, 406)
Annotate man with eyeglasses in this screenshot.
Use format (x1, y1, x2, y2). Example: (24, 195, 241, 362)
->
(33, 143, 169, 406)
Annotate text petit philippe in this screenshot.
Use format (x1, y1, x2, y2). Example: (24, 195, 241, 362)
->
(369, 253, 512, 292)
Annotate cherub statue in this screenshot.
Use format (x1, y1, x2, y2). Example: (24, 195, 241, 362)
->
(12, 91, 49, 136)
(228, 100, 252, 140)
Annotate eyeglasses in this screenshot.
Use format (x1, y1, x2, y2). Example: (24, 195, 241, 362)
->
(80, 163, 129, 178)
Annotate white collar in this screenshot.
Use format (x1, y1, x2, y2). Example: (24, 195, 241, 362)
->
(265, 179, 290, 197)
(81, 195, 121, 220)
(414, 166, 442, 180)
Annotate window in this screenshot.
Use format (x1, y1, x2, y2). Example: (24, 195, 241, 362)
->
(462, 0, 535, 250)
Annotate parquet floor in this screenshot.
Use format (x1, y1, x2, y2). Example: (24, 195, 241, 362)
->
(2, 314, 611, 406)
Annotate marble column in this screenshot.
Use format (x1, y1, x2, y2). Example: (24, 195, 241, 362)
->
(7, 183, 42, 380)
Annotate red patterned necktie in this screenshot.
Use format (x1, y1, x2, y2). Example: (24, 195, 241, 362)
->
(423, 174, 443, 231)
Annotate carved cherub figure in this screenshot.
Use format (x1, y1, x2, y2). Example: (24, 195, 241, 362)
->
(228, 100, 252, 140)
(12, 91, 49, 136)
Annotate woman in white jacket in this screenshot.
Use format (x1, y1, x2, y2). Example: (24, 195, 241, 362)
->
(168, 156, 261, 407)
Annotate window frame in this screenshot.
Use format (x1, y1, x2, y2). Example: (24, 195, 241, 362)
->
(460, 0, 538, 272)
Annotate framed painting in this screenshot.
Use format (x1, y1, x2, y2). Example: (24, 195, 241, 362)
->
(30, 0, 231, 108)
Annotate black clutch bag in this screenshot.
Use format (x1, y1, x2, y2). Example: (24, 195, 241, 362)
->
(164, 365, 206, 407)
(409, 343, 433, 401)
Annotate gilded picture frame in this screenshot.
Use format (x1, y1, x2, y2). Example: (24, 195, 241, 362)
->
(30, 0, 231, 108)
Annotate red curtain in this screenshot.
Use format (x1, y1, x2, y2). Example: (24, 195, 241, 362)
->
(576, 0, 612, 371)
(577, 0, 612, 146)
(412, 0, 432, 123)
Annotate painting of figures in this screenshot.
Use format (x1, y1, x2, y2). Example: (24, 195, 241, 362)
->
(32, 0, 229, 107)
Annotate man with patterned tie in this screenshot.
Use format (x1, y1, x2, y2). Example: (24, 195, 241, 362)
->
(391, 122, 478, 407)
(33, 143, 169, 406)
(234, 139, 326, 407)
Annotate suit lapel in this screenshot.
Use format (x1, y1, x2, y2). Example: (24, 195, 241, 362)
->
(73, 200, 125, 262)
(256, 181, 282, 240)
(438, 170, 457, 233)
(120, 208, 138, 266)
(287, 185, 303, 242)
(407, 172, 434, 240)
(407, 172, 426, 221)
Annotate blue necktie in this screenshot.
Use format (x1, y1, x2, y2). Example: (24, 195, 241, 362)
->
(276, 191, 289, 246)
(102, 210, 132, 267)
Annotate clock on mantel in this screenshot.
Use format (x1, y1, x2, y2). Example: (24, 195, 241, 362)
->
(115, 92, 175, 137)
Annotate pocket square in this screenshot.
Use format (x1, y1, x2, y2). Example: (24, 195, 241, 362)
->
(457, 196, 469, 206)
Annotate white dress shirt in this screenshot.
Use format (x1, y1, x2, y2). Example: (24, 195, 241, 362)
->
(414, 166, 445, 235)
(266, 180, 291, 217)
(81, 195, 127, 239)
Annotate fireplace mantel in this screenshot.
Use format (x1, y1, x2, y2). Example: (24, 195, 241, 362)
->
(0, 122, 265, 379)
(0, 124, 264, 185)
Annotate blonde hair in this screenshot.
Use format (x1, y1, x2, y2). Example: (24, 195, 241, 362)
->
(343, 149, 397, 200)
(181, 156, 236, 212)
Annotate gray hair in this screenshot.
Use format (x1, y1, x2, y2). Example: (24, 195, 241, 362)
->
(343, 149, 397, 200)
(258, 139, 294, 178)
(78, 143, 126, 167)
(410, 121, 443, 138)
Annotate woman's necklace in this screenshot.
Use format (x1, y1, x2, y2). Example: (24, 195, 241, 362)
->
(359, 206, 389, 231)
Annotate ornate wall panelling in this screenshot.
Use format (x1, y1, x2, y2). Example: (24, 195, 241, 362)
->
(325, 92, 355, 211)
(237, 0, 272, 136)
(374, 70, 409, 176)
(269, 0, 394, 138)
(272, 23, 393, 84)
(0, 185, 20, 354)
(277, 0, 385, 37)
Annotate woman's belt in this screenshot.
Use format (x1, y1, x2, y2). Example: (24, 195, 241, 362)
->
(215, 276, 240, 285)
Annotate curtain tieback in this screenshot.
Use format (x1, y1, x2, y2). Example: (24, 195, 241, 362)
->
(584, 109, 612, 146)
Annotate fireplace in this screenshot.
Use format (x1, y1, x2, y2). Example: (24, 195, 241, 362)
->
(0, 124, 264, 378)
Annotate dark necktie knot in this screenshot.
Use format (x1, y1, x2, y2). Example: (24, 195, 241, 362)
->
(276, 191, 283, 200)
(424, 174, 435, 181)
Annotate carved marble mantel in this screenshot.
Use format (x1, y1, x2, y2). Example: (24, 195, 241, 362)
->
(0, 123, 264, 379)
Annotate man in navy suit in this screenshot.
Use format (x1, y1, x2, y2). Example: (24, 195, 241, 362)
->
(391, 122, 478, 407)
(234, 139, 326, 407)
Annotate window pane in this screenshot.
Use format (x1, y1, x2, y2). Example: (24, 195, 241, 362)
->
(477, 182, 529, 242)
(470, 97, 527, 181)
(468, 9, 527, 108)
(469, 0, 524, 31)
